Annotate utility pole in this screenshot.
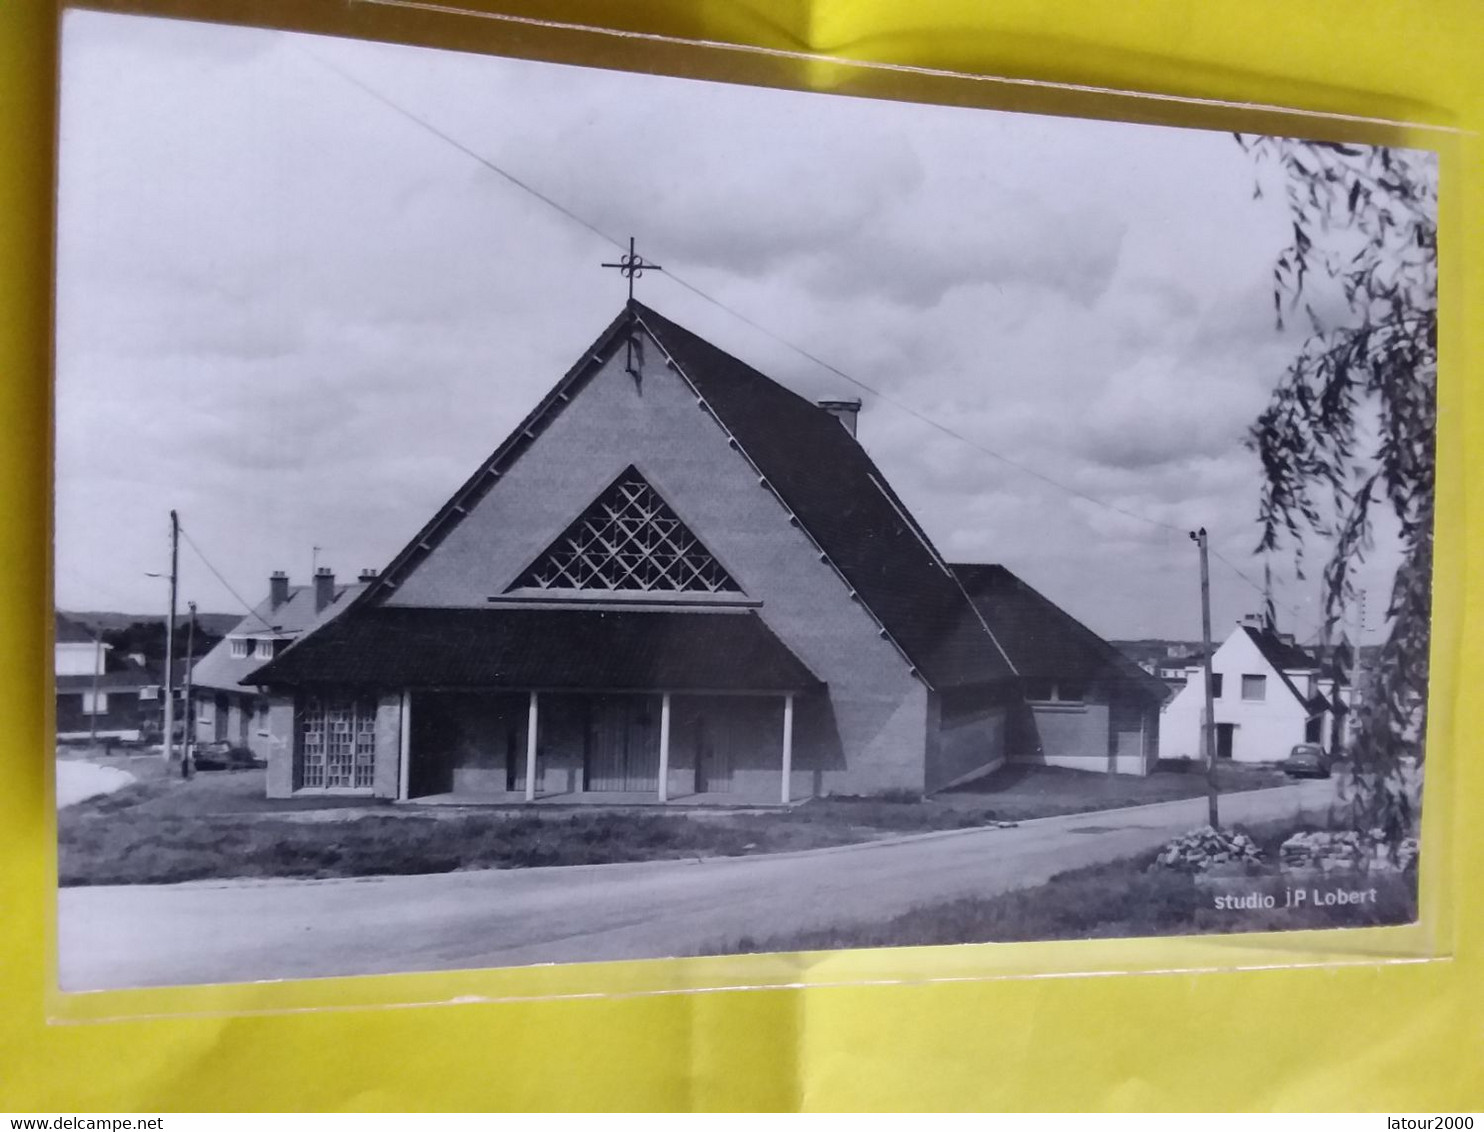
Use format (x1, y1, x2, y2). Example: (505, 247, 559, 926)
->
(162, 510, 179, 763)
(88, 625, 102, 748)
(182, 601, 196, 779)
(1348, 589, 1367, 753)
(1190, 527, 1220, 828)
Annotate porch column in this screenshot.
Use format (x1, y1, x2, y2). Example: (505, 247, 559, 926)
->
(525, 690, 539, 802)
(397, 691, 411, 802)
(780, 692, 795, 805)
(658, 692, 672, 803)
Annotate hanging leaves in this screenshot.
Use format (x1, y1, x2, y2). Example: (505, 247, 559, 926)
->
(1238, 136, 1437, 841)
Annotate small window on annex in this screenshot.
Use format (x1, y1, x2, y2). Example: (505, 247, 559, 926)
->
(1241, 674, 1267, 701)
(1024, 680, 1087, 705)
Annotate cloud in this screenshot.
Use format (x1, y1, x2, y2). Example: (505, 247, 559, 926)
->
(1077, 357, 1265, 471)
(50, 11, 1408, 642)
(798, 191, 1126, 309)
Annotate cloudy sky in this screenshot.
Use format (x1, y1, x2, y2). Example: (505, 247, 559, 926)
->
(54, 9, 1405, 642)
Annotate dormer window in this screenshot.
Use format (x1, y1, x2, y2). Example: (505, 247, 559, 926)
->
(230, 638, 251, 659)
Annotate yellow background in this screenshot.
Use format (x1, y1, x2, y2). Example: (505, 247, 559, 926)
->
(3, 0, 1481, 1111)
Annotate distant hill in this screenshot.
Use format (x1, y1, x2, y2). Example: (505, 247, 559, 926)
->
(1111, 639, 1203, 661)
(61, 610, 243, 637)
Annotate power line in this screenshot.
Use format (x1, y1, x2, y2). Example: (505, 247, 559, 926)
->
(301, 48, 1188, 540)
(1209, 546, 1324, 638)
(661, 269, 1188, 536)
(305, 50, 618, 251)
(177, 523, 283, 637)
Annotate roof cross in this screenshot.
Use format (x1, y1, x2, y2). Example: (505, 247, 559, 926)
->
(601, 237, 663, 301)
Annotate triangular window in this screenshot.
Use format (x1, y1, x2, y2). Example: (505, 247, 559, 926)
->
(511, 469, 741, 594)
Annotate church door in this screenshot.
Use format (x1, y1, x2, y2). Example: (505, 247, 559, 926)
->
(584, 695, 660, 792)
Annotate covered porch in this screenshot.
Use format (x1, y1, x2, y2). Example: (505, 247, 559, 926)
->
(250, 604, 821, 805)
(400, 689, 803, 805)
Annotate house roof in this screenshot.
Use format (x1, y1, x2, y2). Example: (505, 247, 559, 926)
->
(1236, 623, 1332, 714)
(244, 607, 822, 693)
(1241, 624, 1318, 672)
(351, 301, 1016, 690)
(951, 563, 1169, 701)
(55, 651, 156, 693)
(190, 581, 366, 693)
(54, 612, 98, 645)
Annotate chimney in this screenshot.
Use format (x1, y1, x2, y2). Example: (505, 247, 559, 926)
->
(1239, 612, 1266, 630)
(269, 571, 290, 610)
(817, 398, 862, 437)
(358, 568, 379, 584)
(313, 567, 335, 613)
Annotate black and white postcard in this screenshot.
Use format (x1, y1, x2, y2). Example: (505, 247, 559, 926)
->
(53, 10, 1436, 991)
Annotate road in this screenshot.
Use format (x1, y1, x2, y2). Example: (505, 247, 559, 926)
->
(58, 779, 1335, 990)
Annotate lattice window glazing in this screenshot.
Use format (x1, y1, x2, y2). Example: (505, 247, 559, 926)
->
(513, 471, 740, 594)
(298, 694, 376, 790)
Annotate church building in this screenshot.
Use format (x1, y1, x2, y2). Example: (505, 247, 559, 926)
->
(247, 301, 1167, 802)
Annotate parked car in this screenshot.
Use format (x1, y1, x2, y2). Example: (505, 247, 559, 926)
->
(191, 741, 262, 771)
(1283, 742, 1333, 778)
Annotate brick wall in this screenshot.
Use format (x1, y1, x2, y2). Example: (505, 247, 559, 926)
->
(1016, 699, 1111, 772)
(926, 686, 1008, 792)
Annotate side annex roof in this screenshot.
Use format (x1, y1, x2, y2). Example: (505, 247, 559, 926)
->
(952, 563, 1169, 702)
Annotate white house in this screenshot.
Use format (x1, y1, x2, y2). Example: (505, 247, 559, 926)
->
(54, 612, 160, 742)
(1158, 616, 1345, 764)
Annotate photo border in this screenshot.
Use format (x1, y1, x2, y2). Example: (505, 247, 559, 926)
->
(5, 0, 1475, 1111)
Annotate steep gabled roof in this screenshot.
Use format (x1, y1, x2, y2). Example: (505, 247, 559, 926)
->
(190, 581, 367, 693)
(353, 301, 1015, 690)
(633, 303, 1014, 689)
(352, 307, 634, 613)
(951, 563, 1169, 701)
(1242, 624, 1318, 672)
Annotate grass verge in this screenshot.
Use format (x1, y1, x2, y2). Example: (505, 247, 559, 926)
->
(940, 761, 1291, 820)
(714, 816, 1417, 954)
(57, 759, 1301, 886)
(59, 771, 1014, 885)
